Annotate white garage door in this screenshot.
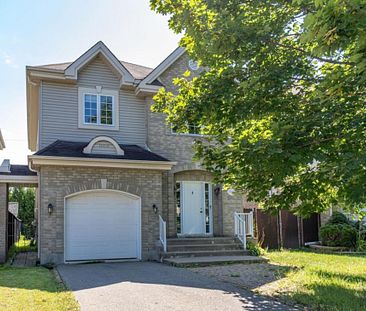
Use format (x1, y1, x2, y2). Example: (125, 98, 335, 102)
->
(65, 190, 141, 262)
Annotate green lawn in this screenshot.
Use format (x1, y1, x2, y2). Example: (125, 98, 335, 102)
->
(264, 250, 366, 311)
(0, 266, 79, 311)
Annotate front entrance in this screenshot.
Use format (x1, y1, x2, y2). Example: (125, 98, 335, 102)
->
(177, 181, 212, 236)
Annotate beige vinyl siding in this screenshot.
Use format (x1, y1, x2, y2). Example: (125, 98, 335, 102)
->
(78, 55, 120, 89)
(39, 56, 146, 149)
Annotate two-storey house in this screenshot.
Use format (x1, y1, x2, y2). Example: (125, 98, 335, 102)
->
(26, 42, 251, 264)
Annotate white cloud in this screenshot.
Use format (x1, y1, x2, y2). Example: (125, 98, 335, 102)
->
(0, 50, 18, 68)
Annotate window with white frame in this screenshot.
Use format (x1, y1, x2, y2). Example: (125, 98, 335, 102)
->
(171, 124, 205, 136)
(78, 87, 119, 130)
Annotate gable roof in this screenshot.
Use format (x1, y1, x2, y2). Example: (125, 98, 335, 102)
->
(26, 42, 187, 151)
(64, 41, 135, 86)
(136, 47, 186, 95)
(35, 60, 152, 80)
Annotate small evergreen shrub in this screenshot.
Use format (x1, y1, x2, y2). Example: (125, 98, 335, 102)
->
(320, 224, 357, 248)
(327, 212, 351, 225)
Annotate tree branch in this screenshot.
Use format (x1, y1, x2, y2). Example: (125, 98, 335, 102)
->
(276, 42, 354, 66)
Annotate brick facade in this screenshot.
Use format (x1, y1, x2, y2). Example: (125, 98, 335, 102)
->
(146, 53, 244, 238)
(39, 166, 162, 264)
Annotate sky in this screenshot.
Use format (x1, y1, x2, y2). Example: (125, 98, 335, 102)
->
(0, 0, 180, 164)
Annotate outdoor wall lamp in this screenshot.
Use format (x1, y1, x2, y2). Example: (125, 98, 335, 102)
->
(48, 203, 54, 214)
(214, 186, 221, 196)
(152, 204, 158, 214)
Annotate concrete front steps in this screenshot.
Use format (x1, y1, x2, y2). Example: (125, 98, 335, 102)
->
(162, 237, 267, 267)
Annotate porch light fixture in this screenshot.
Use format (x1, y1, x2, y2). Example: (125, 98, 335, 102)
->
(152, 204, 158, 214)
(214, 186, 221, 196)
(48, 203, 54, 214)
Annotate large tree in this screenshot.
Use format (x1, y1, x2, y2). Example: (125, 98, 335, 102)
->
(151, 0, 366, 215)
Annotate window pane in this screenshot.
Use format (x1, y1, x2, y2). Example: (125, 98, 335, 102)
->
(100, 96, 113, 125)
(176, 182, 181, 234)
(84, 94, 97, 124)
(205, 183, 210, 233)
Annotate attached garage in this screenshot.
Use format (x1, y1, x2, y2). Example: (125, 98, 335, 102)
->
(64, 190, 141, 262)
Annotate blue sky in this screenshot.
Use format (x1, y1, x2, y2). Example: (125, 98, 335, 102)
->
(0, 0, 180, 164)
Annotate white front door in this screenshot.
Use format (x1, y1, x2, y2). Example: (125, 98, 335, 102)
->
(181, 182, 212, 235)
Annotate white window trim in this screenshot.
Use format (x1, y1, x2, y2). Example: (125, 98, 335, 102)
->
(78, 87, 119, 131)
(170, 124, 207, 137)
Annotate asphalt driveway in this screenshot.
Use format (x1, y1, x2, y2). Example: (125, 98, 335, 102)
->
(57, 262, 297, 311)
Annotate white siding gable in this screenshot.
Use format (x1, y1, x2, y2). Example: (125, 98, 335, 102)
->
(39, 55, 146, 148)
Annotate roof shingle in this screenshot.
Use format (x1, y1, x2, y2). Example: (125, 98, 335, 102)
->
(34, 140, 170, 162)
(35, 60, 153, 80)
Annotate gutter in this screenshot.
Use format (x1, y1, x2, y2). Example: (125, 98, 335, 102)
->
(28, 155, 177, 171)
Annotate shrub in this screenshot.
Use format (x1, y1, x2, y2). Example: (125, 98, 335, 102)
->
(356, 239, 366, 252)
(320, 224, 357, 248)
(247, 241, 265, 256)
(327, 212, 351, 225)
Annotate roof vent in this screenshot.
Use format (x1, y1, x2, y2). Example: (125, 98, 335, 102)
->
(0, 159, 11, 173)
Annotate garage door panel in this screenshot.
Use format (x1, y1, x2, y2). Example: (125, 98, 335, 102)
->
(65, 190, 140, 262)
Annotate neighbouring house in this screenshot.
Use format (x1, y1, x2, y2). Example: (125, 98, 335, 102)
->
(0, 129, 5, 150)
(0, 160, 37, 262)
(0, 41, 255, 265)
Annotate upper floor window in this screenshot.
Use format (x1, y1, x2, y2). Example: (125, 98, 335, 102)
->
(171, 124, 206, 136)
(78, 87, 119, 131)
(84, 94, 113, 125)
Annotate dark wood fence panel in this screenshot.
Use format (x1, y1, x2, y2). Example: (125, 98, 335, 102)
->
(256, 209, 319, 249)
(256, 209, 279, 248)
(302, 214, 320, 243)
(281, 211, 300, 249)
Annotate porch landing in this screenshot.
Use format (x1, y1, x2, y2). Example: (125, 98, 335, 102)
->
(164, 255, 267, 267)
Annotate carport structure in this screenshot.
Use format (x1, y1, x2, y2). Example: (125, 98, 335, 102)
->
(0, 159, 38, 262)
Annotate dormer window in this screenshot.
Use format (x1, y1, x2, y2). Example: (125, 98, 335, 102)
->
(78, 87, 119, 131)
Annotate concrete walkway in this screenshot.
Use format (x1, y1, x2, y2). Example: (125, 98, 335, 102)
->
(57, 262, 297, 311)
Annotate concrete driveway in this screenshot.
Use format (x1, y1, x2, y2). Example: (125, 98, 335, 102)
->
(57, 262, 297, 311)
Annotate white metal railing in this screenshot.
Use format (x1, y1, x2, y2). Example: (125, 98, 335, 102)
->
(235, 212, 254, 237)
(243, 212, 254, 237)
(234, 212, 254, 249)
(234, 212, 247, 249)
(159, 215, 167, 253)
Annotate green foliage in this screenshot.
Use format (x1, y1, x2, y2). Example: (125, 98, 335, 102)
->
(150, 0, 366, 216)
(327, 211, 351, 225)
(356, 239, 366, 252)
(320, 224, 357, 248)
(9, 188, 36, 239)
(7, 235, 37, 260)
(246, 241, 265, 256)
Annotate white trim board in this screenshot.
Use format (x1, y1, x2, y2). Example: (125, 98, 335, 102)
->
(29, 155, 176, 171)
(65, 41, 135, 87)
(0, 129, 5, 150)
(0, 175, 38, 184)
(136, 47, 186, 95)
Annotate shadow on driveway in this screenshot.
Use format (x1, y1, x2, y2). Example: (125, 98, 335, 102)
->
(58, 261, 297, 311)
